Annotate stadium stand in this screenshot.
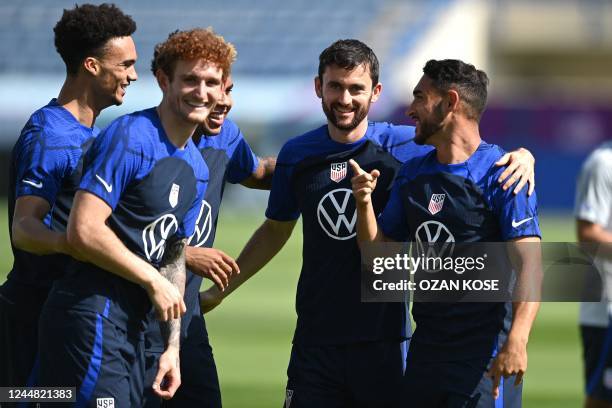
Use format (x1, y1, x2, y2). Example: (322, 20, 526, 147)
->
(0, 0, 387, 75)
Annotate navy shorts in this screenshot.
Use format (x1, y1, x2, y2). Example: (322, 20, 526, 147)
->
(142, 314, 221, 408)
(38, 302, 145, 408)
(284, 339, 408, 408)
(0, 281, 48, 389)
(401, 357, 522, 408)
(582, 324, 612, 401)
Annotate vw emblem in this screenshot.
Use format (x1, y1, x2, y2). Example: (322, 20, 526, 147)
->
(188, 200, 212, 247)
(414, 220, 455, 272)
(317, 188, 356, 241)
(142, 214, 179, 262)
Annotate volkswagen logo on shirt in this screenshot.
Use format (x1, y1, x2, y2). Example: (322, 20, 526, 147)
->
(188, 200, 212, 248)
(414, 220, 455, 271)
(317, 188, 356, 240)
(142, 214, 179, 262)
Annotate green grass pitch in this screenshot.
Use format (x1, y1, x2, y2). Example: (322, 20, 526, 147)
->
(0, 203, 582, 407)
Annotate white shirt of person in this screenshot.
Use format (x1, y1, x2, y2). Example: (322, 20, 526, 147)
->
(575, 141, 612, 327)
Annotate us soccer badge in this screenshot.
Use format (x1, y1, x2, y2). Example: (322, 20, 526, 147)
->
(330, 162, 347, 183)
(169, 183, 180, 208)
(428, 193, 445, 215)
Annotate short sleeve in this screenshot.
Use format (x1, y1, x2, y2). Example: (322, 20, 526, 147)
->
(265, 144, 300, 221)
(79, 119, 144, 209)
(489, 166, 542, 240)
(378, 170, 411, 241)
(14, 127, 68, 206)
(224, 123, 259, 184)
(575, 153, 612, 227)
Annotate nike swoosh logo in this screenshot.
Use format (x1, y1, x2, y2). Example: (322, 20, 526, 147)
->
(22, 179, 43, 189)
(95, 174, 113, 193)
(512, 217, 534, 228)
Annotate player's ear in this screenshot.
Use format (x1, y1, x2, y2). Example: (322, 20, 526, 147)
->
(314, 76, 322, 98)
(370, 82, 382, 103)
(155, 69, 170, 93)
(447, 89, 460, 112)
(83, 56, 100, 76)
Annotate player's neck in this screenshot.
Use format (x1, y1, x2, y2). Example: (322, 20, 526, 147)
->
(156, 103, 196, 149)
(57, 76, 100, 128)
(433, 122, 481, 164)
(327, 119, 368, 144)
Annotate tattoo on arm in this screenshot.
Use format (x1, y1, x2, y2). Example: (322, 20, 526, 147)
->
(159, 238, 187, 350)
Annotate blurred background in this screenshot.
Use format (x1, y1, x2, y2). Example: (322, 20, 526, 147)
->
(1, 0, 611, 406)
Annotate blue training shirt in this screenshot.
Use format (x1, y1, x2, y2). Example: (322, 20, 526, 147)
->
(4, 99, 98, 294)
(266, 121, 431, 345)
(45, 108, 208, 330)
(145, 118, 259, 351)
(379, 141, 541, 361)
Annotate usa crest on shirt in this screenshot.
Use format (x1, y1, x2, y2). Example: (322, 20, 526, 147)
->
(330, 162, 347, 183)
(169, 183, 180, 208)
(428, 193, 445, 215)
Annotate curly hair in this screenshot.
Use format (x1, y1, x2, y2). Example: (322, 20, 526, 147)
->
(318, 39, 379, 87)
(423, 59, 489, 120)
(54, 3, 136, 75)
(151, 28, 236, 80)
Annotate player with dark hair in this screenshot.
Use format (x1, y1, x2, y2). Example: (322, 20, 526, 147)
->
(142, 72, 275, 407)
(351, 58, 541, 407)
(200, 41, 536, 407)
(37, 28, 235, 406)
(0, 3, 137, 389)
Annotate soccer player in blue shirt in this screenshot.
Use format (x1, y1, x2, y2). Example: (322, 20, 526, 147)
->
(200, 40, 536, 407)
(37, 28, 236, 406)
(351, 59, 541, 407)
(142, 73, 275, 408)
(0, 3, 137, 389)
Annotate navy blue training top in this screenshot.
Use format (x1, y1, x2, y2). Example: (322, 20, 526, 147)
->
(145, 118, 258, 351)
(46, 108, 208, 330)
(266, 121, 431, 345)
(379, 141, 541, 361)
(3, 99, 97, 304)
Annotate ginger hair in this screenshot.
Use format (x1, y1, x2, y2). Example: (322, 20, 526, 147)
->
(151, 28, 236, 79)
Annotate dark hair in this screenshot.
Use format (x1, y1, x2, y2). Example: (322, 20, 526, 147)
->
(423, 59, 489, 120)
(54, 3, 136, 75)
(318, 39, 379, 86)
(151, 28, 236, 80)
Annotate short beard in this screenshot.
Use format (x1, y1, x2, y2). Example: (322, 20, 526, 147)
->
(414, 102, 445, 145)
(321, 97, 370, 132)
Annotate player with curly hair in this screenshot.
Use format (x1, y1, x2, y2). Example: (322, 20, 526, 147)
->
(143, 34, 277, 407)
(36, 27, 235, 407)
(0, 2, 137, 392)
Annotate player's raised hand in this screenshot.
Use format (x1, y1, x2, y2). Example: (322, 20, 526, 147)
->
(486, 338, 528, 399)
(152, 346, 181, 400)
(349, 159, 380, 206)
(187, 247, 240, 291)
(199, 289, 223, 314)
(146, 274, 187, 321)
(495, 147, 535, 196)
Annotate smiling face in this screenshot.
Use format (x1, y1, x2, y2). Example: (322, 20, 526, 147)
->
(315, 63, 381, 133)
(201, 75, 234, 135)
(92, 36, 138, 107)
(407, 75, 447, 145)
(159, 59, 224, 126)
